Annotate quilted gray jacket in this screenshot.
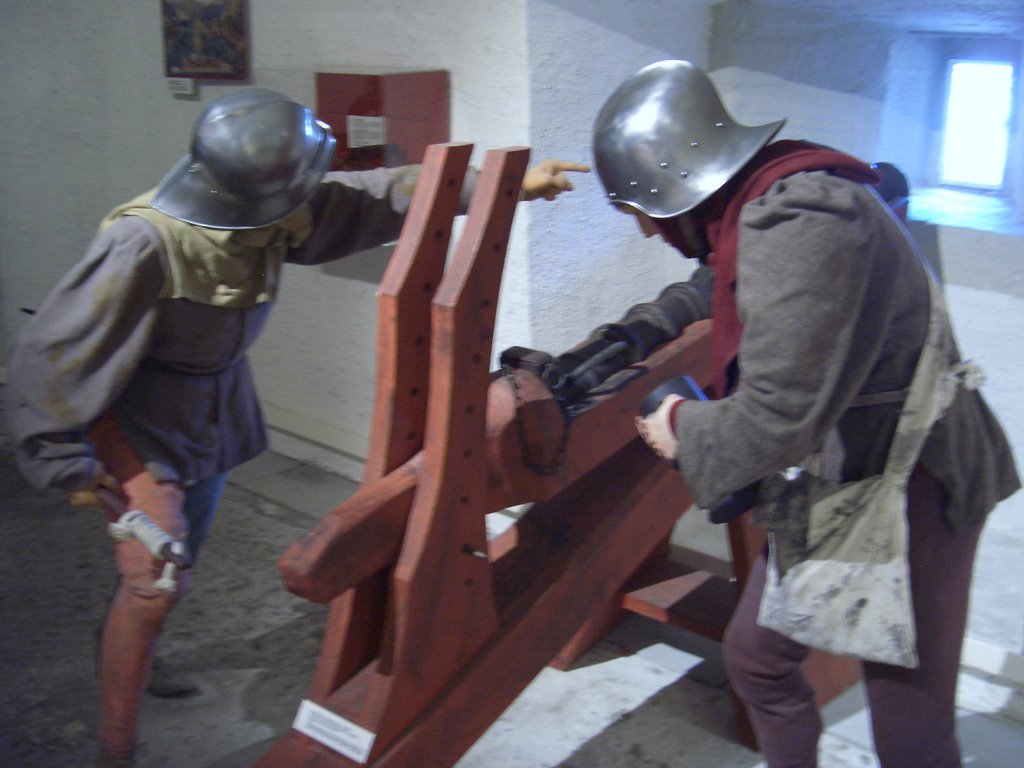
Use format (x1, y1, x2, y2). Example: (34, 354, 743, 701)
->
(675, 170, 1019, 532)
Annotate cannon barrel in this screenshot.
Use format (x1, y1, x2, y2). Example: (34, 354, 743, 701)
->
(278, 320, 711, 603)
(503, 266, 712, 409)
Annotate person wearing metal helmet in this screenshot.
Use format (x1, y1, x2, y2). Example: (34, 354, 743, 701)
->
(5, 86, 588, 765)
(608, 62, 1018, 766)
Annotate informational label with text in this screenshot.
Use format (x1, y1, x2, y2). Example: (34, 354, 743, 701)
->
(346, 115, 387, 148)
(292, 699, 376, 763)
(167, 78, 196, 95)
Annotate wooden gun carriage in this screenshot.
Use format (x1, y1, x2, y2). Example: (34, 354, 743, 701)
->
(255, 144, 858, 767)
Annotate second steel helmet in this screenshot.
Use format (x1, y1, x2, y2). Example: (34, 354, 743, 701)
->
(593, 60, 785, 218)
(153, 88, 337, 230)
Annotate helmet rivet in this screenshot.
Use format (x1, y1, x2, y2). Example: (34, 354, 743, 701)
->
(659, 162, 669, 169)
(680, 171, 689, 178)
(690, 141, 700, 148)
(629, 180, 638, 187)
(650, 188, 659, 195)
(608, 192, 618, 199)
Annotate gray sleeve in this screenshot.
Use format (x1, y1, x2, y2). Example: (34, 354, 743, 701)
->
(289, 164, 478, 265)
(6, 218, 165, 491)
(675, 173, 893, 507)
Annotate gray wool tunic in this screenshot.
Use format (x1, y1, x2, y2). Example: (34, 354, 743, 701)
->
(7, 166, 465, 492)
(674, 171, 1019, 533)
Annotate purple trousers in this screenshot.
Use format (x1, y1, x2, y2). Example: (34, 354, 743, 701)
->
(723, 468, 982, 768)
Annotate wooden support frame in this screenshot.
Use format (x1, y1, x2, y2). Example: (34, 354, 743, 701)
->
(256, 143, 859, 767)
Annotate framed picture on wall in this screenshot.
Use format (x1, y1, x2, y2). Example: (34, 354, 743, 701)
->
(161, 0, 249, 80)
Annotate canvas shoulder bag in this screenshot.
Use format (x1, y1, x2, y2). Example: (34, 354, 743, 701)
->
(755, 274, 983, 667)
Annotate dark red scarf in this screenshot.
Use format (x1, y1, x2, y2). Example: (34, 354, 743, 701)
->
(700, 140, 881, 395)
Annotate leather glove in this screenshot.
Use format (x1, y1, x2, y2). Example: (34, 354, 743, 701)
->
(635, 394, 685, 462)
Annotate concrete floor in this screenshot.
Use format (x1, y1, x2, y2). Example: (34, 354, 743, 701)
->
(3, 443, 1022, 768)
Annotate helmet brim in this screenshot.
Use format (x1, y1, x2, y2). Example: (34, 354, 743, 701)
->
(593, 60, 785, 219)
(599, 119, 785, 219)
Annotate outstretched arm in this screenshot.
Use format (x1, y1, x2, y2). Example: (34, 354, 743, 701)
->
(297, 159, 591, 264)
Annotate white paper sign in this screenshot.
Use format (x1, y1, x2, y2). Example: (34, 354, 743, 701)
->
(346, 115, 387, 148)
(167, 78, 196, 96)
(292, 699, 376, 763)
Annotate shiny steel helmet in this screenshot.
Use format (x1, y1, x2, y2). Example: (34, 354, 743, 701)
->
(593, 60, 785, 218)
(153, 88, 337, 229)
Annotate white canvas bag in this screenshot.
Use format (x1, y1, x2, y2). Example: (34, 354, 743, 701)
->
(756, 275, 981, 667)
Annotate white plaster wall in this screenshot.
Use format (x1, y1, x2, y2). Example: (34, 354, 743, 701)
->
(241, 0, 534, 471)
(1015, 47, 1024, 212)
(519, 1, 713, 357)
(0, 2, 201, 355)
(938, 226, 1024, 298)
(709, 0, 893, 161)
(877, 33, 936, 184)
(0, 0, 534, 475)
(710, 67, 884, 161)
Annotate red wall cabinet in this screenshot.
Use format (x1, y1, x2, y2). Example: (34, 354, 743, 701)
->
(316, 70, 450, 171)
